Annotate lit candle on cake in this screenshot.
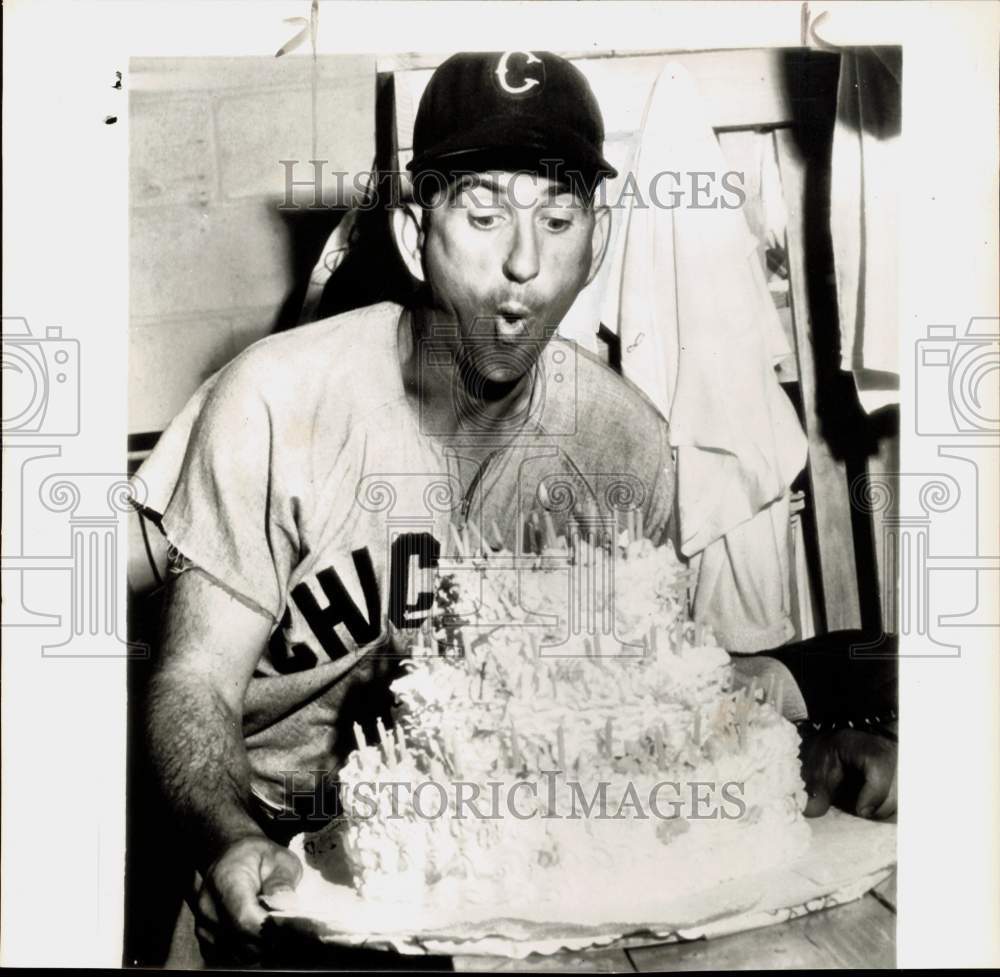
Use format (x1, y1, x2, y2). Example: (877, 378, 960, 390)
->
(394, 724, 409, 763)
(466, 519, 484, 557)
(376, 716, 395, 769)
(353, 722, 367, 751)
(530, 510, 543, 554)
(738, 687, 751, 749)
(510, 721, 522, 771)
(447, 727, 461, 775)
(543, 510, 558, 550)
(685, 569, 698, 613)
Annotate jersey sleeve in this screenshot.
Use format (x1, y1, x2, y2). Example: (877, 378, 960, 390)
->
(156, 351, 299, 622)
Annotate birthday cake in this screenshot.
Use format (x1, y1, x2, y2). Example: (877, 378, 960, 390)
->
(329, 527, 810, 912)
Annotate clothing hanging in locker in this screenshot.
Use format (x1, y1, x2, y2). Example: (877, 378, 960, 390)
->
(574, 61, 809, 651)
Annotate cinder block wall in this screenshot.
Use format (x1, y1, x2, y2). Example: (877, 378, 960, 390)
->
(128, 55, 375, 435)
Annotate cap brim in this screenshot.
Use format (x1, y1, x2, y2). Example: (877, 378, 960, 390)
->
(408, 116, 617, 184)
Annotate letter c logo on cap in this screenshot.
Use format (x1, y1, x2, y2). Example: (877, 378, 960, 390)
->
(494, 51, 544, 97)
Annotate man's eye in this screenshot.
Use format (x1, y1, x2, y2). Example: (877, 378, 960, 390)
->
(543, 216, 573, 233)
(469, 213, 503, 229)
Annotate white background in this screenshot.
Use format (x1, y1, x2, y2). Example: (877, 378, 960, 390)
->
(3, 0, 998, 967)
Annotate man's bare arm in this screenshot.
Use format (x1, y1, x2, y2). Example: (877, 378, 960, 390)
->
(145, 567, 273, 869)
(146, 567, 303, 960)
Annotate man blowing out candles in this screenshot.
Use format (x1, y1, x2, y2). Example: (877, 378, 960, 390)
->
(137, 51, 897, 964)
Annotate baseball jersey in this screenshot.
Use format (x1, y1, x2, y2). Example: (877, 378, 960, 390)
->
(152, 301, 674, 812)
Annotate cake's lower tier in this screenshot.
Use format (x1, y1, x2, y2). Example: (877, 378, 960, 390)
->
(337, 777, 810, 908)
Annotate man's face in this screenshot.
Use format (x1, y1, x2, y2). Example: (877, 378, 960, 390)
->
(419, 170, 603, 384)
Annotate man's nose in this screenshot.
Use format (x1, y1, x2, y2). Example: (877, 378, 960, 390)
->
(502, 221, 540, 284)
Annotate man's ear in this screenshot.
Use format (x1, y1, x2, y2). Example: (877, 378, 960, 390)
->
(390, 202, 426, 283)
(585, 205, 612, 287)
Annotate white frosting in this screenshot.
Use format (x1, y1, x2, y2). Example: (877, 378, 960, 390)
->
(334, 540, 810, 908)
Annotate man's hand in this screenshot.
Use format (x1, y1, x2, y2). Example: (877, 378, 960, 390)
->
(801, 728, 897, 820)
(195, 836, 302, 963)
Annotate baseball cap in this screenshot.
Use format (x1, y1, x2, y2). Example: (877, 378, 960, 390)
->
(407, 51, 617, 194)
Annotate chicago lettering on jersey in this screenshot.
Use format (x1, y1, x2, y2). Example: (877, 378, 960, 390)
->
(269, 532, 440, 674)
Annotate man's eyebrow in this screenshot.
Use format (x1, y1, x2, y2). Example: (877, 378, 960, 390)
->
(542, 183, 585, 204)
(540, 184, 591, 210)
(444, 172, 588, 207)
(448, 173, 504, 203)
